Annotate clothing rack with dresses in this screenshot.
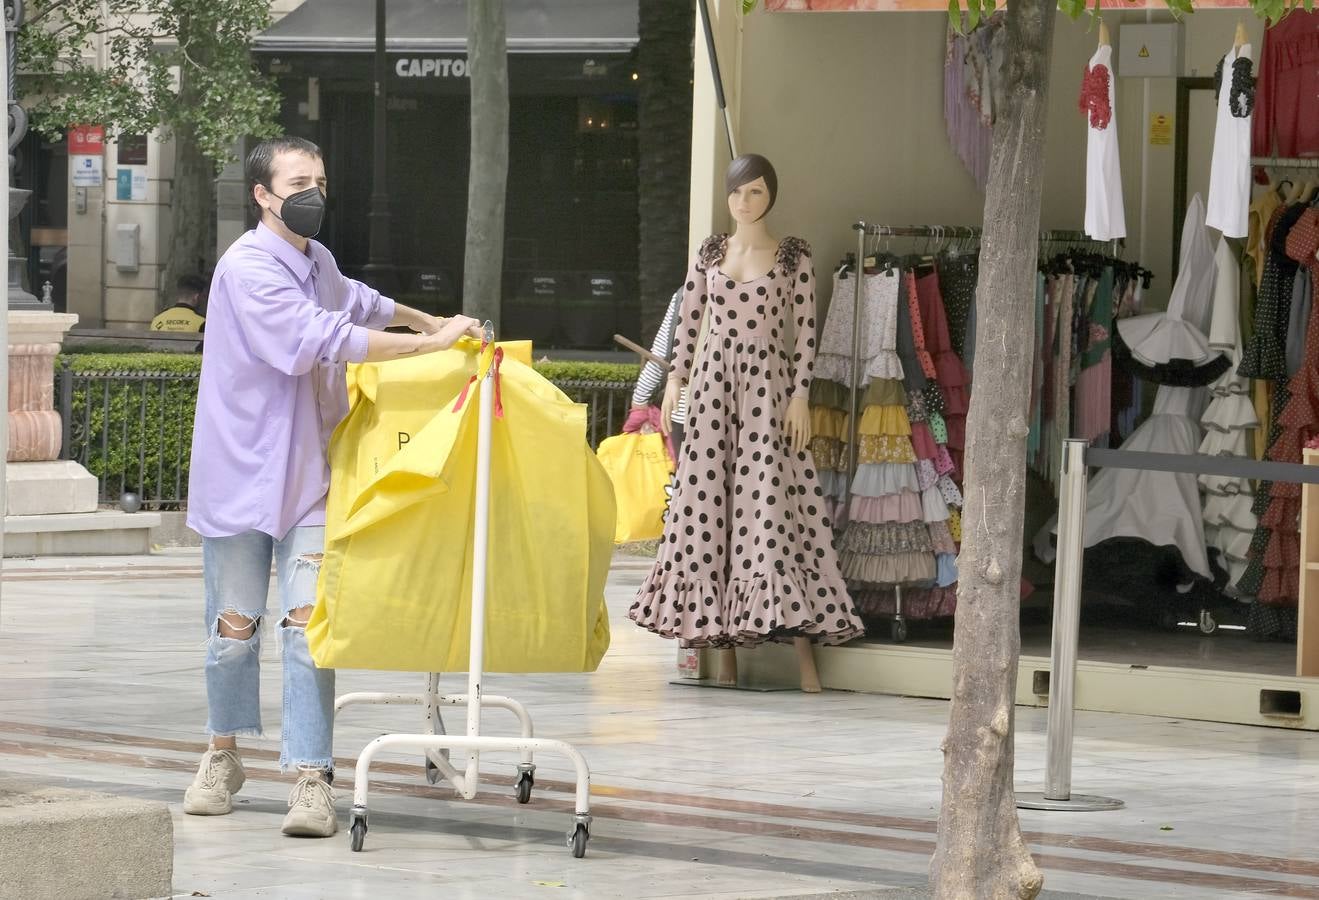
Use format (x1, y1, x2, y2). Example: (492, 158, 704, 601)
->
(808, 221, 1133, 641)
(848, 222, 1127, 485)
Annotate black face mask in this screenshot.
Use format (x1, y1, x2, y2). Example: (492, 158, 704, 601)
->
(262, 185, 325, 238)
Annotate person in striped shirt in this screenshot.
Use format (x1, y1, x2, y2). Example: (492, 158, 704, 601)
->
(630, 289, 689, 455)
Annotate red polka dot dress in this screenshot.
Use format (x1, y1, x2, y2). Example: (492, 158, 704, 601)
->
(629, 235, 864, 648)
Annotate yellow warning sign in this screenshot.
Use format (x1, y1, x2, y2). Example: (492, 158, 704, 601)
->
(1139, 45, 1150, 58)
(1150, 112, 1172, 146)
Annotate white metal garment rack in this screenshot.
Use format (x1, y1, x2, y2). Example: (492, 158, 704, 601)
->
(335, 322, 595, 858)
(845, 222, 1108, 640)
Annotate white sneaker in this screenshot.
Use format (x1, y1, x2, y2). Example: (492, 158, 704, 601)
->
(183, 748, 246, 816)
(281, 771, 338, 837)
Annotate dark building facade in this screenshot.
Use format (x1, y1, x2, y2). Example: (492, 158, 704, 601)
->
(254, 0, 640, 349)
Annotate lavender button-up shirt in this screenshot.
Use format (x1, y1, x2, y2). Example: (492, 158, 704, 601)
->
(187, 223, 396, 540)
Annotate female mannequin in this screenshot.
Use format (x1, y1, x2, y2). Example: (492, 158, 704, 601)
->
(630, 153, 863, 692)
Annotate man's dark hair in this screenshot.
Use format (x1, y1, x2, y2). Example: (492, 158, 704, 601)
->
(245, 136, 322, 213)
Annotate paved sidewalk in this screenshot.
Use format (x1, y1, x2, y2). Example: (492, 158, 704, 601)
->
(1, 551, 1318, 898)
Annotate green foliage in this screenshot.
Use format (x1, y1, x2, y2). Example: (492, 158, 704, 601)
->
(61, 352, 202, 375)
(59, 359, 199, 504)
(58, 352, 637, 384)
(20, 0, 281, 169)
(56, 353, 640, 504)
(533, 360, 639, 385)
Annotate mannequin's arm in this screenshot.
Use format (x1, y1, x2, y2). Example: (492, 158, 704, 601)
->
(667, 257, 708, 388)
(787, 255, 818, 400)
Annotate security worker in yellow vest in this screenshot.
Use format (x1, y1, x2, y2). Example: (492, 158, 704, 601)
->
(151, 274, 207, 349)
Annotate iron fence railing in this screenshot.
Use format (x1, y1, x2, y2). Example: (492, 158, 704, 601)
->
(57, 367, 199, 509)
(554, 379, 634, 449)
(55, 367, 634, 509)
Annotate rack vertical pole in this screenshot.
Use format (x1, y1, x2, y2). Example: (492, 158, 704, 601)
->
(463, 326, 497, 796)
(843, 224, 866, 511)
(1016, 439, 1122, 812)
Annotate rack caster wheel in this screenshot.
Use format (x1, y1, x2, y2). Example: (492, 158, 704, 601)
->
(568, 823, 589, 859)
(349, 815, 368, 852)
(515, 771, 534, 805)
(892, 618, 908, 643)
(1198, 610, 1219, 635)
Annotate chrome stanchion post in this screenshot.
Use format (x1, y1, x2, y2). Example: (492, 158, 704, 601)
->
(1017, 439, 1123, 812)
(1045, 439, 1085, 801)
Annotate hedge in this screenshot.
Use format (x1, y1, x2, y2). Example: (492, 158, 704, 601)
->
(59, 352, 638, 384)
(57, 352, 642, 507)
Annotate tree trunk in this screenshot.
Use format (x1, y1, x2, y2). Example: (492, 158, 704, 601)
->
(930, 1, 1056, 897)
(463, 0, 509, 331)
(636, 0, 694, 340)
(165, 127, 213, 303)
(163, 14, 214, 311)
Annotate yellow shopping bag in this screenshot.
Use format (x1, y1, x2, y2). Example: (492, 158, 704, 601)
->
(306, 339, 613, 674)
(595, 431, 672, 543)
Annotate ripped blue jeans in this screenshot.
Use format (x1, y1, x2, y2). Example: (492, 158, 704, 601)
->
(202, 527, 334, 772)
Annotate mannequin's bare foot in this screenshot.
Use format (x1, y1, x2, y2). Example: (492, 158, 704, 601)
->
(717, 648, 738, 686)
(795, 637, 822, 693)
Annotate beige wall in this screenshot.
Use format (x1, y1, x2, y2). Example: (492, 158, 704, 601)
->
(691, 7, 1268, 313)
(101, 131, 174, 329)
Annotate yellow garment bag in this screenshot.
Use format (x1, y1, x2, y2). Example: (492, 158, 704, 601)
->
(595, 431, 672, 543)
(307, 340, 614, 673)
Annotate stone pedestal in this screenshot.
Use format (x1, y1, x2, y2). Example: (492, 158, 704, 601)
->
(9, 341, 63, 461)
(7, 460, 97, 516)
(8, 311, 79, 462)
(6, 312, 92, 514)
(2, 312, 159, 555)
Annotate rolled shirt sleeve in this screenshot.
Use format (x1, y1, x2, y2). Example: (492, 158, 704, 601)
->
(230, 267, 371, 375)
(342, 273, 397, 330)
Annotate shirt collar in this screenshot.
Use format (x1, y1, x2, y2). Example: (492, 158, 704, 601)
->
(254, 221, 317, 283)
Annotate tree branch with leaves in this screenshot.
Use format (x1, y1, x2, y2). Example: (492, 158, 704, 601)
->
(20, 0, 282, 313)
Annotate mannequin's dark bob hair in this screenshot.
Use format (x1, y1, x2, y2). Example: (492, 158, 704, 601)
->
(725, 154, 777, 219)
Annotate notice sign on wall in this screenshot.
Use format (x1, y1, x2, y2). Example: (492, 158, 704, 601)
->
(116, 167, 147, 201)
(117, 134, 148, 166)
(1150, 113, 1173, 146)
(72, 154, 103, 187)
(69, 124, 105, 156)
(69, 124, 105, 187)
(115, 133, 149, 201)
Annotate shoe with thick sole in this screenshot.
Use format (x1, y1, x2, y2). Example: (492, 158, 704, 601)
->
(183, 749, 246, 816)
(282, 774, 338, 837)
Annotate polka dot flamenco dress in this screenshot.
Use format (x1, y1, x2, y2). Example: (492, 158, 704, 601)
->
(629, 235, 864, 648)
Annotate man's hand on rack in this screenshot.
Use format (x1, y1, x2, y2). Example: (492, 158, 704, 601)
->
(411, 311, 446, 335)
(424, 315, 484, 352)
(391, 304, 443, 335)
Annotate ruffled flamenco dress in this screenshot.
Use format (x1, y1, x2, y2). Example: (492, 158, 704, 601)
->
(1198, 238, 1259, 590)
(1036, 195, 1226, 598)
(1238, 208, 1319, 638)
(850, 266, 965, 622)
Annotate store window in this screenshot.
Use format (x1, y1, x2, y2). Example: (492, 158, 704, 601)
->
(19, 131, 69, 311)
